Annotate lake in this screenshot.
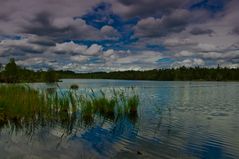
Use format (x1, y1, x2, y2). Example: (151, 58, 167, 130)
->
(1, 79, 239, 159)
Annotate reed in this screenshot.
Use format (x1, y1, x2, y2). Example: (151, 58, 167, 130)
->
(0, 85, 139, 132)
(126, 94, 139, 115)
(70, 84, 79, 90)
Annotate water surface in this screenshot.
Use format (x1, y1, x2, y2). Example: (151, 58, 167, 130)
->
(1, 79, 239, 159)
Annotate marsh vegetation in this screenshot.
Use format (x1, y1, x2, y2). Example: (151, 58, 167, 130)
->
(0, 85, 139, 135)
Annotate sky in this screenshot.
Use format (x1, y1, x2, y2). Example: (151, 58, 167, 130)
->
(0, 0, 239, 72)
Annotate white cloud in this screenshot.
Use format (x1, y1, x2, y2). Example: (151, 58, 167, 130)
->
(86, 44, 103, 56)
(103, 49, 114, 57)
(100, 25, 119, 39)
(50, 42, 103, 56)
(200, 52, 223, 59)
(52, 41, 88, 54)
(197, 43, 218, 52)
(175, 50, 194, 57)
(115, 50, 162, 64)
(70, 55, 89, 62)
(172, 58, 205, 67)
(164, 38, 195, 47)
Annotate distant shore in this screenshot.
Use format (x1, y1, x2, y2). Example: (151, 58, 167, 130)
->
(1, 58, 239, 83)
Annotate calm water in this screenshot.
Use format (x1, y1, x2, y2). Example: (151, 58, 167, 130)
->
(1, 79, 239, 159)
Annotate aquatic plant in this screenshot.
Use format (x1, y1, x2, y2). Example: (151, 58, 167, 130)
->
(89, 90, 117, 120)
(126, 94, 139, 115)
(70, 84, 79, 90)
(0, 85, 140, 134)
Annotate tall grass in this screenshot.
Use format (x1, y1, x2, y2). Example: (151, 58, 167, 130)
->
(0, 85, 139, 133)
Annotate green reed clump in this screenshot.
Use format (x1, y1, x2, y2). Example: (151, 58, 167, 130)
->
(89, 90, 117, 120)
(0, 85, 140, 133)
(126, 94, 139, 115)
(79, 95, 94, 126)
(0, 85, 50, 134)
(70, 84, 79, 90)
(0, 85, 48, 120)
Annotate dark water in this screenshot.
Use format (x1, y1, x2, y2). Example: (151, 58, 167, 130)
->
(1, 80, 239, 159)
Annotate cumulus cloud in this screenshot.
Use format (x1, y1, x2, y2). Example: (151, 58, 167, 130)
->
(0, 1, 120, 42)
(0, 37, 163, 71)
(114, 50, 162, 64)
(0, 0, 239, 70)
(175, 50, 194, 57)
(50, 42, 103, 57)
(103, 49, 115, 57)
(112, 0, 192, 18)
(21, 12, 104, 42)
(70, 55, 89, 63)
(51, 41, 88, 55)
(134, 9, 190, 38)
(0, 0, 102, 33)
(196, 43, 218, 52)
(200, 52, 223, 59)
(0, 36, 46, 57)
(100, 25, 120, 39)
(164, 38, 196, 47)
(86, 44, 103, 55)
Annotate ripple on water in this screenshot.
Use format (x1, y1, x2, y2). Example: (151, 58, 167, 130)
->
(1, 81, 239, 159)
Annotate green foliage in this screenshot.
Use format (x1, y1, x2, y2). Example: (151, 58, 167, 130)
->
(64, 67, 239, 81)
(0, 63, 3, 71)
(3, 58, 19, 83)
(0, 59, 59, 83)
(44, 68, 58, 83)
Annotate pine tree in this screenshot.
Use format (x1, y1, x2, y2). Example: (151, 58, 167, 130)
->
(4, 58, 19, 83)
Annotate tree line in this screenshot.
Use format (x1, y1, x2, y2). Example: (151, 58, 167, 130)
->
(0, 58, 239, 83)
(59, 66, 239, 81)
(0, 58, 58, 83)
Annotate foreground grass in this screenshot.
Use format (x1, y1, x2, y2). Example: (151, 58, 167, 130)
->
(0, 85, 139, 133)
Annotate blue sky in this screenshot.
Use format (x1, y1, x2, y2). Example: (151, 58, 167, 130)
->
(0, 0, 238, 72)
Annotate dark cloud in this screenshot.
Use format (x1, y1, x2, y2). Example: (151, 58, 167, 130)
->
(21, 12, 77, 42)
(0, 14, 10, 22)
(117, 0, 135, 6)
(0, 0, 103, 37)
(0, 0, 239, 70)
(228, 42, 239, 51)
(190, 0, 228, 13)
(2, 44, 43, 55)
(17, 46, 43, 54)
(29, 38, 56, 47)
(134, 9, 190, 37)
(190, 27, 214, 35)
(115, 0, 192, 18)
(22, 12, 63, 35)
(232, 26, 239, 35)
(18, 6, 121, 43)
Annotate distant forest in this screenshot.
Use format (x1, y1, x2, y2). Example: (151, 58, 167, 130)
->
(0, 58, 239, 83)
